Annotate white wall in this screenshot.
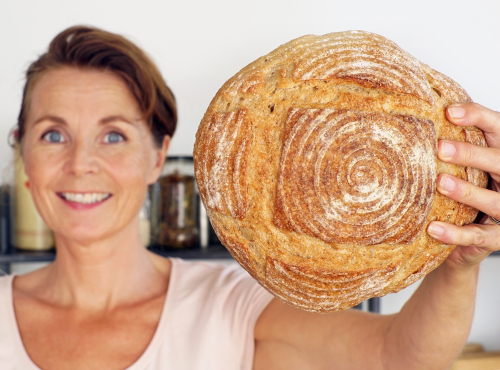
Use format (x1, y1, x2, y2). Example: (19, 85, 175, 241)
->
(1, 0, 500, 350)
(1, 0, 499, 164)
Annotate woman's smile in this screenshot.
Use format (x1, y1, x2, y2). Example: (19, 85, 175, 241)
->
(58, 192, 112, 204)
(57, 192, 112, 210)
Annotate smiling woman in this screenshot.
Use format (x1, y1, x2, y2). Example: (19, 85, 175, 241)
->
(0, 26, 278, 370)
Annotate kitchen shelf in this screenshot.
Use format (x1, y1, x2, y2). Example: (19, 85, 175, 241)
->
(2, 247, 497, 264)
(0, 244, 232, 265)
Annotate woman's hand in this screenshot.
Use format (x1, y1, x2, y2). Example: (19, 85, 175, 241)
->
(427, 103, 500, 269)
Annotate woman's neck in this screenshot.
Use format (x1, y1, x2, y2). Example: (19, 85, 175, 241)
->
(28, 217, 170, 311)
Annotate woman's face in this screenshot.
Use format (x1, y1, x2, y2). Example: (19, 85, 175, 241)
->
(22, 67, 168, 245)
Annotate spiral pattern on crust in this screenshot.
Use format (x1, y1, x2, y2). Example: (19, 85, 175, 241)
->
(274, 108, 437, 245)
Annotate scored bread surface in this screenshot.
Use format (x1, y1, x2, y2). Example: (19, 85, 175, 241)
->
(194, 31, 488, 312)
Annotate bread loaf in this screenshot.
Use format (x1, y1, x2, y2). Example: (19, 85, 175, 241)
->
(193, 31, 489, 312)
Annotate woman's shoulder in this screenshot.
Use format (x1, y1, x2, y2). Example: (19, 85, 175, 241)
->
(0, 274, 15, 331)
(0, 274, 14, 296)
(169, 258, 273, 308)
(0, 273, 12, 281)
(0, 275, 17, 324)
(0, 275, 20, 367)
(170, 258, 250, 288)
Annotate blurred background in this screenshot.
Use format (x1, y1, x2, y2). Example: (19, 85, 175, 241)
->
(1, 0, 499, 350)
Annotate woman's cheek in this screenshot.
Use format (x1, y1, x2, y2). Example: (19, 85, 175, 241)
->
(103, 145, 156, 180)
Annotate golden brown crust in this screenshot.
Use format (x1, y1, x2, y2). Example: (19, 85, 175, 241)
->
(193, 30, 489, 312)
(264, 257, 400, 311)
(290, 32, 435, 104)
(195, 108, 252, 220)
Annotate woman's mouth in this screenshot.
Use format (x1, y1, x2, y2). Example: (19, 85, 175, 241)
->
(58, 192, 112, 205)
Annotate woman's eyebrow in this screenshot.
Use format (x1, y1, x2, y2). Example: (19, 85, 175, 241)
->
(99, 115, 134, 125)
(32, 115, 135, 126)
(33, 115, 66, 125)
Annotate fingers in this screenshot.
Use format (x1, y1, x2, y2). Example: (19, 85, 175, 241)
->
(446, 103, 500, 147)
(427, 221, 500, 253)
(439, 103, 500, 178)
(436, 174, 500, 219)
(431, 102, 500, 256)
(446, 103, 500, 132)
(438, 140, 500, 176)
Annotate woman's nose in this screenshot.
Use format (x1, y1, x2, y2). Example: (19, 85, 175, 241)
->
(64, 141, 99, 176)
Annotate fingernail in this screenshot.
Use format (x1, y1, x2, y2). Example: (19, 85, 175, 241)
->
(440, 142, 456, 158)
(439, 175, 456, 192)
(428, 223, 445, 237)
(448, 105, 466, 119)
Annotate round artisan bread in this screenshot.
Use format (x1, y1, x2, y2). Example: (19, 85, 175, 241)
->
(193, 31, 489, 312)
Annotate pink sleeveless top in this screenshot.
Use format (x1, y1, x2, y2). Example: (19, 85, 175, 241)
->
(0, 258, 273, 370)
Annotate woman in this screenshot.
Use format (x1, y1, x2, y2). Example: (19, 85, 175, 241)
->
(0, 25, 499, 370)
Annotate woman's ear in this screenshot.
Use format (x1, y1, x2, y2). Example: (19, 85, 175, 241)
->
(148, 135, 170, 184)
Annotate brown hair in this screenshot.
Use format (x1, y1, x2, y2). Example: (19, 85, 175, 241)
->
(17, 25, 177, 147)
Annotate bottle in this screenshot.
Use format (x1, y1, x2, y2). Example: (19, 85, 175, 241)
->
(156, 156, 199, 249)
(139, 195, 151, 247)
(148, 182, 161, 246)
(13, 146, 54, 250)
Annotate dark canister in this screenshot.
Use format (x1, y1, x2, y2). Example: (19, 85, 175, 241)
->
(153, 156, 200, 248)
(0, 185, 12, 254)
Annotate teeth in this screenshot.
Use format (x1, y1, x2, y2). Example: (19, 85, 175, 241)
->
(61, 192, 111, 204)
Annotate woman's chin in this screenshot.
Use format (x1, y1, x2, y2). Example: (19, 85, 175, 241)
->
(52, 224, 124, 248)
(50, 213, 142, 248)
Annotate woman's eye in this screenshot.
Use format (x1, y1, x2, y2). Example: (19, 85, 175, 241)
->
(103, 132, 125, 144)
(42, 130, 65, 143)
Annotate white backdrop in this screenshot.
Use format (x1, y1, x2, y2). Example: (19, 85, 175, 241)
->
(1, 0, 499, 163)
(1, 0, 500, 350)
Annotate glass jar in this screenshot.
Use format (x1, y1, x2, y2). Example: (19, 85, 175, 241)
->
(153, 156, 200, 249)
(13, 146, 54, 250)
